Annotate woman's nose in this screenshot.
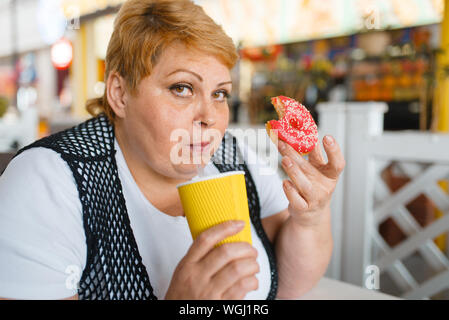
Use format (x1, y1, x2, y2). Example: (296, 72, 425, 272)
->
(193, 99, 216, 127)
(193, 117, 216, 128)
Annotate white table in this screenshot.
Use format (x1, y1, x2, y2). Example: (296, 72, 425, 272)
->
(297, 277, 400, 300)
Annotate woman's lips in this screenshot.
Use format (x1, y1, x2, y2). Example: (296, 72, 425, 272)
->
(189, 142, 211, 153)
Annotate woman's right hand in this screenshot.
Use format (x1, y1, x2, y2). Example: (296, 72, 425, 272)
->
(164, 220, 260, 300)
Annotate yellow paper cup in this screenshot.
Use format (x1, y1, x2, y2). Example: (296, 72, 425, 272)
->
(177, 171, 252, 246)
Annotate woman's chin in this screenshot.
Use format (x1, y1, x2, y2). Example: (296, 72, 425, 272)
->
(169, 163, 207, 181)
(167, 149, 216, 180)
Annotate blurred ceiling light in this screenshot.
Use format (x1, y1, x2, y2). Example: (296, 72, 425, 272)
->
(37, 0, 67, 45)
(51, 38, 73, 70)
(195, 0, 444, 48)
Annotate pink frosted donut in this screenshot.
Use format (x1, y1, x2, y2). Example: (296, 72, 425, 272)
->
(265, 96, 318, 155)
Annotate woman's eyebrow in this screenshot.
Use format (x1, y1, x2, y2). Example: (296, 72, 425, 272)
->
(167, 69, 232, 87)
(167, 69, 203, 81)
(217, 81, 232, 87)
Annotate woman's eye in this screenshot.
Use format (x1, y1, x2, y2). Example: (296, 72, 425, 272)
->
(213, 91, 230, 102)
(170, 84, 193, 97)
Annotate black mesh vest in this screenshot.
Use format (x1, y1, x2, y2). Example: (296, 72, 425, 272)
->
(15, 114, 278, 300)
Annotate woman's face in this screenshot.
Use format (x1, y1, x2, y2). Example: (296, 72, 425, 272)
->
(117, 42, 232, 181)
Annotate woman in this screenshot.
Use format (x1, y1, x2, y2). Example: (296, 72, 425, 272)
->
(0, 0, 345, 300)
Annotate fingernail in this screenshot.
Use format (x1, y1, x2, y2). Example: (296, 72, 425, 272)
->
(324, 136, 334, 146)
(278, 141, 286, 151)
(283, 180, 291, 190)
(282, 157, 293, 168)
(234, 221, 245, 229)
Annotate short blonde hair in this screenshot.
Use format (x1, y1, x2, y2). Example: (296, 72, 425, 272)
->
(87, 0, 239, 121)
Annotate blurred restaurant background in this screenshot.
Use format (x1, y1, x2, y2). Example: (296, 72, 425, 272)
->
(1, 0, 449, 300)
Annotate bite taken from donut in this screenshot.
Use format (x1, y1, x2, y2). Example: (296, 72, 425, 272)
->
(265, 96, 318, 155)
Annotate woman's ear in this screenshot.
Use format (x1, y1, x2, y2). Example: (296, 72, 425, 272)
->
(106, 72, 128, 119)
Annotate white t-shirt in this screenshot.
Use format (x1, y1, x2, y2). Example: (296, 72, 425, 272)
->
(0, 136, 288, 300)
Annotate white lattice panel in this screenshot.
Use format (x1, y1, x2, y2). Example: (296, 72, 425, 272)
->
(317, 102, 449, 300)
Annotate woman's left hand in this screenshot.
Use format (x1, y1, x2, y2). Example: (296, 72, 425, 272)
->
(278, 135, 345, 227)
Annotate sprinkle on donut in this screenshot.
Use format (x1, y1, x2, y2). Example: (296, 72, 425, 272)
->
(265, 96, 318, 155)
